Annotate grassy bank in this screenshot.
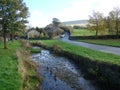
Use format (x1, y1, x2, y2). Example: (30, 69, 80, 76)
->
(30, 40, 120, 66)
(30, 40, 120, 89)
(0, 40, 41, 90)
(77, 39, 120, 47)
(18, 40, 42, 90)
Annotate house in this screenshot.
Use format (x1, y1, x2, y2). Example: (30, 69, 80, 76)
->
(27, 30, 40, 39)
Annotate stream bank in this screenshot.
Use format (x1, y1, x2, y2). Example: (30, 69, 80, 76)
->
(32, 49, 99, 90)
(31, 42, 120, 90)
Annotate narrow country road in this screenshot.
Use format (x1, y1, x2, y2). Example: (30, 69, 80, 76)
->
(60, 34, 120, 56)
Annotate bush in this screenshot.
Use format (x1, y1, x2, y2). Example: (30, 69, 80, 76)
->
(20, 39, 32, 49)
(73, 26, 87, 29)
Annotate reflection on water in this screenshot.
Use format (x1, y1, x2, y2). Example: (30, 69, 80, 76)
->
(32, 49, 99, 90)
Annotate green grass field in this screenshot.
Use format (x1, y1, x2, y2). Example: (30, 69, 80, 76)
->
(71, 29, 109, 36)
(78, 39, 120, 47)
(30, 40, 120, 66)
(71, 29, 96, 36)
(71, 29, 120, 47)
(0, 41, 21, 90)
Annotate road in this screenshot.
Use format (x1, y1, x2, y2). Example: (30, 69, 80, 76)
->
(60, 34, 120, 56)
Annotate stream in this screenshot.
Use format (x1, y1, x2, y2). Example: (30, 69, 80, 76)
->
(32, 48, 99, 90)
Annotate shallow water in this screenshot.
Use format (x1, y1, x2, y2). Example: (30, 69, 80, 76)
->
(32, 49, 99, 90)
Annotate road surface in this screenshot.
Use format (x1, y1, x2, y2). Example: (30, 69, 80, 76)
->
(60, 34, 120, 56)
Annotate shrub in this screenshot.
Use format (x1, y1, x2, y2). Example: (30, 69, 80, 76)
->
(20, 39, 31, 49)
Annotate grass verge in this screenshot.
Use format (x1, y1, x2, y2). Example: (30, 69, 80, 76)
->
(19, 40, 42, 90)
(30, 40, 120, 66)
(77, 39, 120, 47)
(16, 49, 41, 90)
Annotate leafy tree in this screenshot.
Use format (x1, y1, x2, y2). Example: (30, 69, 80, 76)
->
(0, 0, 29, 49)
(88, 11, 106, 36)
(108, 7, 120, 36)
(35, 27, 43, 34)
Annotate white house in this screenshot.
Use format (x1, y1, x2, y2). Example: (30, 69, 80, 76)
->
(27, 30, 40, 39)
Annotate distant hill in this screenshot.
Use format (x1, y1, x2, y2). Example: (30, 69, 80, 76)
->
(62, 20, 88, 26)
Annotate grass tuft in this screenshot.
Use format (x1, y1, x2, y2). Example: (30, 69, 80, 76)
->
(52, 43, 63, 53)
(20, 39, 32, 49)
(16, 48, 41, 90)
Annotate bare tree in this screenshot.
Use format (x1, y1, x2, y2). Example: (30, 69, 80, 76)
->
(109, 7, 120, 36)
(105, 16, 112, 34)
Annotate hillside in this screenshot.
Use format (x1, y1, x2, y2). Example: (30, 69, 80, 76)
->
(62, 20, 88, 26)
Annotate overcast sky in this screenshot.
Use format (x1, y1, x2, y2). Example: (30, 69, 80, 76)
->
(24, 0, 120, 27)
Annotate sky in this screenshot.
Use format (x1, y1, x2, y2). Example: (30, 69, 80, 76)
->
(24, 0, 120, 27)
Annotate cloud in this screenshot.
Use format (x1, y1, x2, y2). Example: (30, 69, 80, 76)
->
(28, 0, 120, 27)
(55, 0, 94, 21)
(28, 10, 51, 27)
(91, 0, 120, 16)
(56, 0, 120, 21)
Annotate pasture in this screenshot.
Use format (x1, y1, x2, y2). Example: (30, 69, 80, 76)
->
(71, 29, 96, 36)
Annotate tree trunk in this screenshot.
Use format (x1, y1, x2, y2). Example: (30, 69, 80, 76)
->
(3, 27, 7, 49)
(116, 20, 119, 37)
(95, 22, 99, 38)
(10, 33, 14, 41)
(95, 29, 98, 38)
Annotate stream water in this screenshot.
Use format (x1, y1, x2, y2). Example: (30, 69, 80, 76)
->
(32, 49, 99, 90)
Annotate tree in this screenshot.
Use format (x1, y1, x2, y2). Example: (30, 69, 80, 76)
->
(105, 16, 112, 34)
(108, 7, 120, 36)
(88, 11, 106, 36)
(35, 27, 43, 34)
(0, 0, 29, 49)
